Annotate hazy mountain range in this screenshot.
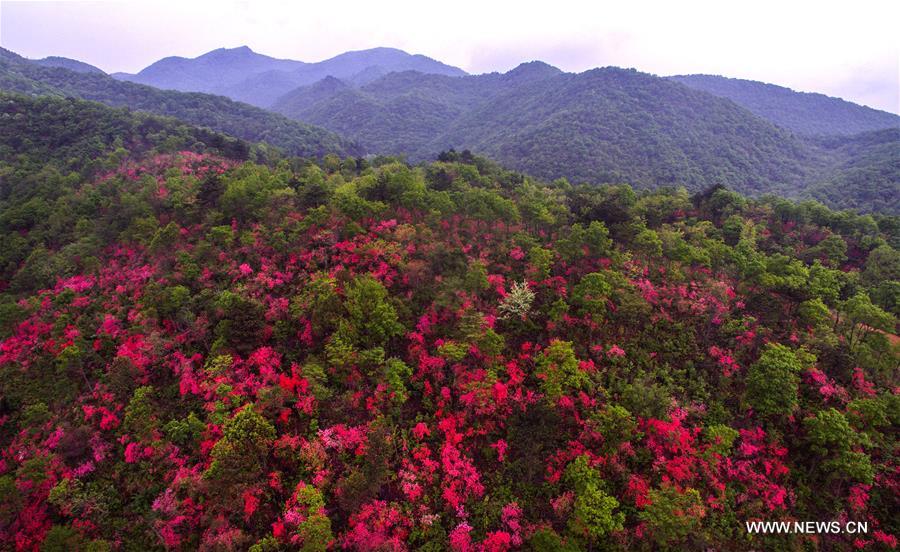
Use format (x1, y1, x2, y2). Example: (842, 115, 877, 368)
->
(0, 47, 360, 158)
(2, 45, 897, 212)
(112, 46, 466, 107)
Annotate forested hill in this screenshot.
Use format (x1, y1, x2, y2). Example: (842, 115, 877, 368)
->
(113, 46, 467, 108)
(274, 65, 821, 196)
(0, 92, 253, 175)
(32, 56, 106, 75)
(4, 46, 898, 215)
(1, 92, 898, 550)
(0, 48, 360, 159)
(669, 74, 900, 136)
(273, 64, 899, 214)
(804, 128, 900, 214)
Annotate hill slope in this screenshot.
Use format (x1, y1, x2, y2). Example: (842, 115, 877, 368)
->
(32, 56, 105, 75)
(0, 48, 359, 158)
(114, 46, 467, 107)
(277, 65, 821, 196)
(669, 74, 899, 136)
(804, 128, 900, 213)
(0, 92, 252, 175)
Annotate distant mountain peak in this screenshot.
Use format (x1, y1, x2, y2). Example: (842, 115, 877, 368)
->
(32, 56, 106, 75)
(504, 61, 562, 80)
(509, 60, 560, 72)
(112, 45, 466, 107)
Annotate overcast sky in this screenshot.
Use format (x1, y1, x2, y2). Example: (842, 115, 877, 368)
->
(2, 0, 898, 113)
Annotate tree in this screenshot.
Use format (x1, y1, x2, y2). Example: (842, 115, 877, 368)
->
(537, 340, 590, 402)
(638, 485, 706, 545)
(205, 405, 276, 486)
(341, 275, 403, 346)
(563, 455, 624, 541)
(498, 280, 535, 320)
(571, 272, 613, 323)
(839, 292, 895, 350)
(746, 344, 813, 418)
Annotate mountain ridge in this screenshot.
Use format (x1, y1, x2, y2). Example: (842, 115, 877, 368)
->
(113, 45, 467, 107)
(669, 73, 899, 136)
(0, 47, 360, 158)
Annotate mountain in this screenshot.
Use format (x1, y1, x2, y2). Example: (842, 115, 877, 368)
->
(804, 128, 900, 213)
(274, 64, 900, 212)
(0, 47, 360, 158)
(114, 46, 467, 107)
(112, 46, 305, 98)
(32, 56, 105, 75)
(669, 74, 900, 136)
(0, 91, 253, 178)
(275, 64, 821, 196)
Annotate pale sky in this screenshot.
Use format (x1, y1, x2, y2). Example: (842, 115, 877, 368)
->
(1, 0, 898, 113)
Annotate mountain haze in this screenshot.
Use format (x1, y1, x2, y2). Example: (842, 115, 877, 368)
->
(113, 46, 467, 107)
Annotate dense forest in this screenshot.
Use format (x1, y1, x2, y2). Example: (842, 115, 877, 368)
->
(1, 94, 898, 551)
(0, 48, 359, 159)
(669, 75, 900, 137)
(271, 66, 899, 214)
(3, 47, 898, 215)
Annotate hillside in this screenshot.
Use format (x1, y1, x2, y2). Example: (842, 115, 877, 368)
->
(32, 56, 105, 75)
(0, 96, 898, 550)
(804, 128, 900, 213)
(114, 46, 467, 107)
(669, 74, 900, 136)
(276, 65, 821, 197)
(0, 92, 251, 174)
(0, 48, 360, 158)
(435, 68, 818, 195)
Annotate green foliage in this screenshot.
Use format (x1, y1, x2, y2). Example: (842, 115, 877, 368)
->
(341, 275, 403, 346)
(537, 340, 589, 402)
(804, 408, 855, 454)
(798, 298, 831, 328)
(563, 455, 624, 541)
(40, 525, 84, 552)
(703, 424, 740, 456)
(592, 405, 638, 453)
(571, 272, 613, 322)
(123, 386, 155, 439)
(639, 485, 706, 545)
(205, 405, 276, 485)
(746, 344, 813, 418)
(382, 358, 413, 406)
(163, 412, 206, 447)
(294, 486, 333, 552)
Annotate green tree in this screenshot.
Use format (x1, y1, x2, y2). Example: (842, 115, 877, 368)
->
(746, 344, 813, 418)
(537, 340, 590, 402)
(639, 485, 706, 546)
(563, 455, 624, 541)
(205, 405, 276, 486)
(341, 275, 403, 346)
